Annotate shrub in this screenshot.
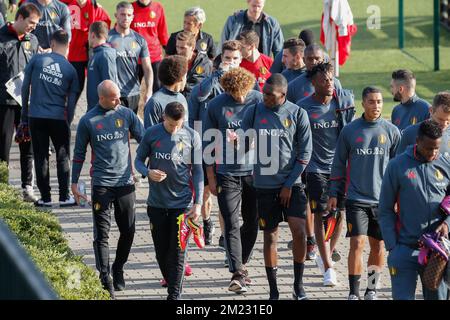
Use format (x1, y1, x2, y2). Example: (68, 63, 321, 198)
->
(0, 161, 8, 184)
(0, 183, 109, 300)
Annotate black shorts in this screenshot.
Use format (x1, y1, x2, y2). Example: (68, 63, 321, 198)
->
(306, 172, 345, 214)
(120, 95, 141, 114)
(256, 186, 307, 231)
(345, 200, 383, 240)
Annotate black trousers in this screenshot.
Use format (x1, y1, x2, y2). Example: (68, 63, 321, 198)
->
(92, 185, 136, 276)
(147, 206, 187, 300)
(29, 118, 70, 202)
(70, 61, 88, 106)
(0, 105, 33, 188)
(216, 174, 258, 274)
(120, 95, 141, 114)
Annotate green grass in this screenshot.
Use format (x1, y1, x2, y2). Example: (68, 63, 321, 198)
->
(104, 0, 450, 117)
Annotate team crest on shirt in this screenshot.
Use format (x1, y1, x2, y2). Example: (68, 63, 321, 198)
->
(200, 42, 207, 51)
(195, 66, 204, 75)
(94, 203, 101, 211)
(259, 218, 266, 228)
(410, 117, 417, 125)
(378, 134, 387, 144)
(84, 12, 89, 20)
(259, 66, 268, 75)
(283, 118, 292, 128)
(347, 222, 353, 233)
(50, 11, 57, 21)
(177, 141, 184, 152)
(150, 11, 156, 19)
(131, 41, 138, 49)
(23, 41, 31, 50)
(435, 169, 444, 181)
(310, 200, 317, 210)
(115, 119, 124, 128)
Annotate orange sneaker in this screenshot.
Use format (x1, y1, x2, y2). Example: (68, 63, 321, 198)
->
(177, 213, 191, 251)
(187, 217, 205, 249)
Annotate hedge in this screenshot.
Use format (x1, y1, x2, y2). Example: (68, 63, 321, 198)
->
(0, 173, 109, 300)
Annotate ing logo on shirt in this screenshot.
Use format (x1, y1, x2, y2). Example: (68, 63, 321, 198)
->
(259, 66, 268, 75)
(378, 134, 387, 145)
(115, 119, 124, 128)
(150, 11, 156, 19)
(410, 117, 417, 125)
(195, 66, 204, 75)
(435, 169, 444, 181)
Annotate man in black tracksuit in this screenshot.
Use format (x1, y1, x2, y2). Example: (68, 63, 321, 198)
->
(0, 3, 40, 202)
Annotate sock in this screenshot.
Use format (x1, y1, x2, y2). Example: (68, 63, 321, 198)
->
(366, 266, 381, 294)
(307, 236, 316, 246)
(265, 266, 279, 299)
(294, 262, 305, 296)
(349, 275, 361, 297)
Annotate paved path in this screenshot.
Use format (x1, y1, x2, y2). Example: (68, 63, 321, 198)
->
(7, 94, 420, 300)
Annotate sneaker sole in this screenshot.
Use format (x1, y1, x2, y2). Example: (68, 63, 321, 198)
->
(323, 281, 337, 287)
(59, 202, 78, 208)
(228, 282, 247, 294)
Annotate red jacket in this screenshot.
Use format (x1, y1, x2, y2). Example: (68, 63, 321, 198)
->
(61, 0, 111, 62)
(240, 53, 273, 91)
(131, 1, 168, 63)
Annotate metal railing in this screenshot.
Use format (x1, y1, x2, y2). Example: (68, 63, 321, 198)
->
(0, 219, 58, 300)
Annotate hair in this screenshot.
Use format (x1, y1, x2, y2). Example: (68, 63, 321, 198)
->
(307, 62, 334, 79)
(184, 7, 206, 25)
(283, 38, 305, 56)
(362, 86, 382, 100)
(51, 30, 69, 46)
(158, 55, 188, 86)
(391, 69, 415, 88)
(299, 29, 315, 46)
(265, 73, 288, 91)
(417, 119, 443, 141)
(238, 30, 260, 48)
(15, 3, 41, 20)
(220, 67, 256, 97)
(176, 31, 196, 48)
(304, 44, 323, 57)
(432, 91, 450, 113)
(116, 1, 133, 12)
(164, 102, 185, 121)
(222, 40, 242, 54)
(89, 21, 109, 40)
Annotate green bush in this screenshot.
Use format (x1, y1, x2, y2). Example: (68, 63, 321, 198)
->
(0, 183, 109, 300)
(0, 161, 8, 184)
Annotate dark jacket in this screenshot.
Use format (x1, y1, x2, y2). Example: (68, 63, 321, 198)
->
(166, 30, 216, 59)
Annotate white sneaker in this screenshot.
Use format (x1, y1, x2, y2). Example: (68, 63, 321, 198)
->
(323, 268, 338, 287)
(59, 195, 77, 207)
(364, 291, 378, 300)
(22, 186, 38, 203)
(348, 294, 360, 300)
(315, 255, 335, 275)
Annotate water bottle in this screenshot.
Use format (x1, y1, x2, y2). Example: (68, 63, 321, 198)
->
(78, 180, 87, 207)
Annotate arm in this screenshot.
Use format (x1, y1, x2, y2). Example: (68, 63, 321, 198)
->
(134, 131, 151, 177)
(188, 86, 200, 129)
(284, 109, 312, 188)
(329, 129, 349, 198)
(157, 5, 169, 47)
(191, 131, 204, 206)
(20, 58, 34, 124)
(378, 162, 400, 251)
(66, 69, 80, 124)
(271, 19, 284, 58)
(390, 127, 401, 159)
(143, 98, 161, 129)
(396, 128, 411, 156)
(207, 35, 216, 60)
(71, 118, 90, 184)
(99, 51, 118, 83)
(61, 6, 72, 42)
(141, 56, 153, 102)
(165, 34, 176, 55)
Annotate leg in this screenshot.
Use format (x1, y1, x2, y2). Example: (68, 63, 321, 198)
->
(240, 176, 258, 265)
(151, 61, 161, 93)
(314, 211, 332, 270)
(48, 120, 71, 201)
(348, 235, 366, 297)
(112, 185, 136, 271)
(70, 61, 87, 105)
(147, 206, 171, 281)
(29, 118, 51, 202)
(166, 209, 188, 300)
(202, 185, 215, 245)
(216, 175, 243, 274)
(365, 237, 385, 298)
(264, 228, 279, 299)
(0, 105, 17, 163)
(91, 186, 114, 276)
(388, 244, 419, 300)
(14, 107, 33, 189)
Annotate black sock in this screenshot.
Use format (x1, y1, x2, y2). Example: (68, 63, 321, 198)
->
(349, 275, 361, 296)
(293, 262, 305, 295)
(265, 267, 279, 299)
(307, 236, 316, 245)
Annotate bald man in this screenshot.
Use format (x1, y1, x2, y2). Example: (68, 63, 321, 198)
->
(71, 80, 145, 299)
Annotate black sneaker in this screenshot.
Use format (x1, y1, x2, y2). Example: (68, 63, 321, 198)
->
(228, 271, 247, 294)
(218, 235, 225, 251)
(101, 275, 115, 299)
(112, 264, 125, 291)
(269, 290, 279, 300)
(34, 199, 52, 207)
(293, 287, 308, 300)
(203, 219, 215, 245)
